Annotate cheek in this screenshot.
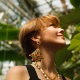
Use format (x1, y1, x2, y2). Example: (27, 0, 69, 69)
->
(40, 29, 66, 46)
(40, 30, 57, 43)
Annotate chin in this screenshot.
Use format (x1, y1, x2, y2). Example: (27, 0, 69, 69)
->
(60, 40, 66, 45)
(58, 39, 66, 45)
(54, 40, 66, 50)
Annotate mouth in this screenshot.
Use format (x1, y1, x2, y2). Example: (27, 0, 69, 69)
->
(58, 35, 65, 39)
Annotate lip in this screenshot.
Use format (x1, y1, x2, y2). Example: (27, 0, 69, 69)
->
(57, 33, 64, 37)
(58, 35, 65, 39)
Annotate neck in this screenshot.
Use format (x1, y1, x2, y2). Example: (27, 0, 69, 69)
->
(38, 46, 57, 74)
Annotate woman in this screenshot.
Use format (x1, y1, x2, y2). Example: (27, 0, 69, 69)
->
(6, 15, 70, 80)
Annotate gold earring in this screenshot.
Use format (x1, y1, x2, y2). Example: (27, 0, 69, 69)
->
(29, 42, 43, 62)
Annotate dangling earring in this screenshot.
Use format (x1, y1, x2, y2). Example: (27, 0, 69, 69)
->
(29, 42, 43, 62)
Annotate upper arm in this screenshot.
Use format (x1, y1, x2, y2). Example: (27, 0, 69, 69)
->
(6, 66, 28, 80)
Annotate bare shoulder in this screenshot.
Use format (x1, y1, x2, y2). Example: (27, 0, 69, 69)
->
(6, 66, 29, 80)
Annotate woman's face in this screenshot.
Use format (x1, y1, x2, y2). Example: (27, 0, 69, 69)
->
(40, 24, 66, 49)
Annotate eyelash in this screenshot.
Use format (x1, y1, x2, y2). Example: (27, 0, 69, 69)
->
(50, 24, 55, 26)
(50, 24, 60, 28)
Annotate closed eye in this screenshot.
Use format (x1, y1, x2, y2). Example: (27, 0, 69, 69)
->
(49, 23, 60, 28)
(49, 24, 55, 27)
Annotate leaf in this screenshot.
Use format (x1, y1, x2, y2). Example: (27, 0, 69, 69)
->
(55, 45, 72, 66)
(0, 22, 14, 29)
(74, 33, 80, 39)
(68, 33, 80, 51)
(74, 46, 80, 52)
(70, 0, 80, 8)
(0, 22, 20, 40)
(63, 30, 69, 39)
(76, 23, 80, 32)
(68, 23, 80, 52)
(75, 76, 80, 80)
(63, 68, 74, 79)
(68, 39, 80, 50)
(0, 29, 19, 40)
(0, 50, 26, 61)
(60, 8, 80, 29)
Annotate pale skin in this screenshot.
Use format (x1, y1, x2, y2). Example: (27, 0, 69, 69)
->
(6, 25, 71, 80)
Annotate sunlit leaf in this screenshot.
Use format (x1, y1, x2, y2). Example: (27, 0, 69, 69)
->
(73, 33, 80, 39)
(0, 22, 14, 29)
(68, 39, 80, 50)
(76, 23, 80, 32)
(74, 46, 80, 52)
(0, 29, 19, 40)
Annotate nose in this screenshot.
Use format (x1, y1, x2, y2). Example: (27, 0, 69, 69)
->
(59, 28, 64, 34)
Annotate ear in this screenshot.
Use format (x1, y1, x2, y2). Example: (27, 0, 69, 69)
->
(31, 34, 41, 43)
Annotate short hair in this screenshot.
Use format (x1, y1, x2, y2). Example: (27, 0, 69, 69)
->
(19, 15, 60, 60)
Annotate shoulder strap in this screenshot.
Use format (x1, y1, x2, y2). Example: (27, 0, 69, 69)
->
(25, 65, 40, 80)
(62, 75, 66, 80)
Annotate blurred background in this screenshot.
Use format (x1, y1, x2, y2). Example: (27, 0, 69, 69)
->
(0, 0, 80, 80)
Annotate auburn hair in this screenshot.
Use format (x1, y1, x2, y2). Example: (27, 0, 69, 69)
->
(19, 15, 60, 60)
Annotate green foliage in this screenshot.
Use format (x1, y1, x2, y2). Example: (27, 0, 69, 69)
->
(56, 45, 72, 66)
(0, 22, 19, 40)
(75, 76, 80, 80)
(0, 23, 14, 29)
(68, 23, 80, 52)
(0, 29, 19, 40)
(66, 23, 80, 79)
(0, 50, 26, 61)
(70, 0, 80, 8)
(0, 1, 80, 78)
(76, 23, 80, 32)
(60, 8, 80, 29)
(0, 22, 25, 61)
